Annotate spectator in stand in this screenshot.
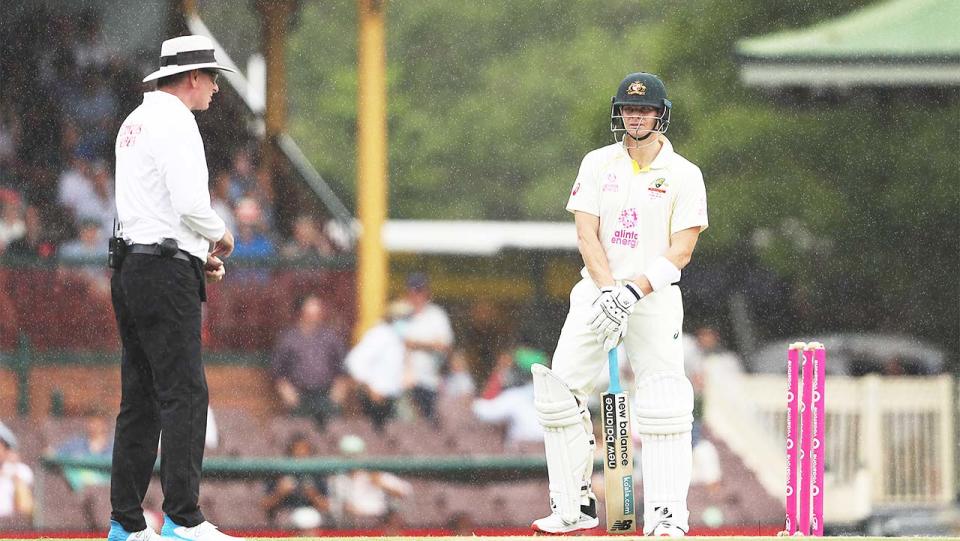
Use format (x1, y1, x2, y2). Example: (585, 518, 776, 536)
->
(379, 509, 405, 536)
(57, 148, 95, 218)
(5, 204, 53, 259)
(48, 413, 114, 529)
(261, 433, 329, 531)
(66, 70, 117, 154)
(0, 189, 25, 254)
(343, 300, 412, 429)
(0, 271, 17, 349)
(446, 511, 475, 536)
(472, 347, 546, 449)
(56, 156, 115, 236)
(59, 218, 110, 295)
(59, 217, 105, 260)
(226, 148, 256, 205)
(0, 421, 34, 523)
(441, 349, 476, 400)
(683, 326, 727, 506)
(51, 413, 114, 489)
(328, 435, 411, 527)
(86, 161, 116, 235)
(71, 9, 111, 71)
(401, 273, 454, 420)
(231, 197, 275, 260)
(209, 170, 236, 238)
(280, 215, 335, 259)
(0, 105, 20, 173)
(272, 293, 348, 428)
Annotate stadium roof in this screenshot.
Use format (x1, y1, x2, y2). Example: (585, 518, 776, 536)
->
(737, 0, 960, 88)
(383, 220, 576, 255)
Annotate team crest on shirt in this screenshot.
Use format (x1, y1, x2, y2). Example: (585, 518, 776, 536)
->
(627, 81, 647, 96)
(602, 173, 619, 192)
(648, 177, 668, 199)
(611, 207, 639, 248)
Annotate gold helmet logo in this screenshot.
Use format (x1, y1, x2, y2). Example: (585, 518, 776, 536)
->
(627, 81, 647, 96)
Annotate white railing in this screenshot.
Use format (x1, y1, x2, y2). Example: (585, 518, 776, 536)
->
(704, 361, 955, 524)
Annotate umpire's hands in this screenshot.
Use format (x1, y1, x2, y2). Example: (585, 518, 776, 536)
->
(204, 254, 225, 283)
(212, 229, 234, 258)
(588, 281, 643, 337)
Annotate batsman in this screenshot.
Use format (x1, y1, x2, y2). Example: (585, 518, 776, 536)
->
(532, 72, 708, 536)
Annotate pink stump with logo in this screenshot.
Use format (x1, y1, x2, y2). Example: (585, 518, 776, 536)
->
(783, 342, 826, 537)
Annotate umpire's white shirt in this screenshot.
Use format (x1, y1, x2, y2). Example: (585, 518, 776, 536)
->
(115, 91, 226, 260)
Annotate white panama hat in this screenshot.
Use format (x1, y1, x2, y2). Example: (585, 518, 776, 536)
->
(142, 35, 235, 83)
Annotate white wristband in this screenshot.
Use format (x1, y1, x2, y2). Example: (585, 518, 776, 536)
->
(643, 256, 681, 292)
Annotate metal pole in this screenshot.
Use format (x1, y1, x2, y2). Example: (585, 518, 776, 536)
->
(355, 0, 388, 339)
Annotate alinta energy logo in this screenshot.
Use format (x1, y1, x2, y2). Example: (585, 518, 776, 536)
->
(571, 182, 581, 196)
(618, 208, 638, 229)
(611, 208, 639, 248)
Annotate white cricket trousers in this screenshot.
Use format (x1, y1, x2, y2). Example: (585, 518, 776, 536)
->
(550, 277, 686, 402)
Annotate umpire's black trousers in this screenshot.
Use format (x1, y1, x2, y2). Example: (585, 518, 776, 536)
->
(110, 253, 207, 531)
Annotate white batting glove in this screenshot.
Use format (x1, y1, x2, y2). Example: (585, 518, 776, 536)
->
(587, 282, 644, 337)
(601, 323, 626, 352)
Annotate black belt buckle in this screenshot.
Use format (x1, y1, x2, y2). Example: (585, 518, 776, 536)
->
(159, 238, 180, 258)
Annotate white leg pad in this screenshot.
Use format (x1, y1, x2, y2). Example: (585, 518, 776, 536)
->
(634, 372, 694, 534)
(533, 364, 595, 524)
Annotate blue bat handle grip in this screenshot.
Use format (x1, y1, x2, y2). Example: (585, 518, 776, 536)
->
(608, 348, 621, 394)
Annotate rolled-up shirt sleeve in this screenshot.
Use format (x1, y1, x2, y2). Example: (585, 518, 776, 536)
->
(155, 116, 226, 242)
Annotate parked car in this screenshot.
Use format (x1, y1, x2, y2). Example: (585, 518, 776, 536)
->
(746, 333, 948, 376)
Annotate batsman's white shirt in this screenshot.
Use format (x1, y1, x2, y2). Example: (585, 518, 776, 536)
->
(566, 136, 707, 281)
(115, 91, 226, 261)
(554, 136, 708, 398)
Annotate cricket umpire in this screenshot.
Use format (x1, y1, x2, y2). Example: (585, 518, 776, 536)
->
(532, 72, 708, 536)
(108, 35, 240, 541)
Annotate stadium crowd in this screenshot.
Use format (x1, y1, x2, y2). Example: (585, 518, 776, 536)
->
(0, 7, 338, 271)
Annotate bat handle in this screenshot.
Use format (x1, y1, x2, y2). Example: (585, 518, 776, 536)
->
(608, 348, 622, 394)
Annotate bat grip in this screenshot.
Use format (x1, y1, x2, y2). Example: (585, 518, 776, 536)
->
(607, 348, 622, 394)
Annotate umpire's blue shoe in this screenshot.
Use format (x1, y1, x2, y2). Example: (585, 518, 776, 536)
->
(162, 515, 245, 541)
(107, 520, 169, 541)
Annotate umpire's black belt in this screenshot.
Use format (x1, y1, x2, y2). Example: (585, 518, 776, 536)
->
(128, 243, 191, 262)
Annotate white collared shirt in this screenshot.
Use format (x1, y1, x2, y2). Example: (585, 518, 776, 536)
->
(565, 136, 708, 281)
(115, 91, 226, 260)
(345, 321, 406, 398)
(404, 303, 454, 390)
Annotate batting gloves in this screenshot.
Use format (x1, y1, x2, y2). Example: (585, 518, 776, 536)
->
(602, 325, 626, 352)
(588, 282, 644, 339)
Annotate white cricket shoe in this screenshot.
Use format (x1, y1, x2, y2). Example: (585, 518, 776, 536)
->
(107, 520, 173, 541)
(161, 517, 245, 541)
(531, 500, 599, 534)
(651, 521, 687, 537)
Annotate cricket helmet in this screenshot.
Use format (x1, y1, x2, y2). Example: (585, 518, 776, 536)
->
(610, 72, 671, 142)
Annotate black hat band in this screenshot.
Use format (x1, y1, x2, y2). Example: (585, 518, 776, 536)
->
(159, 49, 216, 68)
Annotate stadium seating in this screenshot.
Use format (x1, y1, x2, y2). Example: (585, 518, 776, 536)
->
(17, 412, 785, 531)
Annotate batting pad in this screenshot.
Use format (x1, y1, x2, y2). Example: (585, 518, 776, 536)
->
(533, 364, 595, 524)
(640, 431, 692, 534)
(634, 372, 693, 534)
(633, 372, 694, 434)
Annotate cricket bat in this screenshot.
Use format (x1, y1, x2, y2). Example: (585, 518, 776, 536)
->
(602, 347, 637, 533)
